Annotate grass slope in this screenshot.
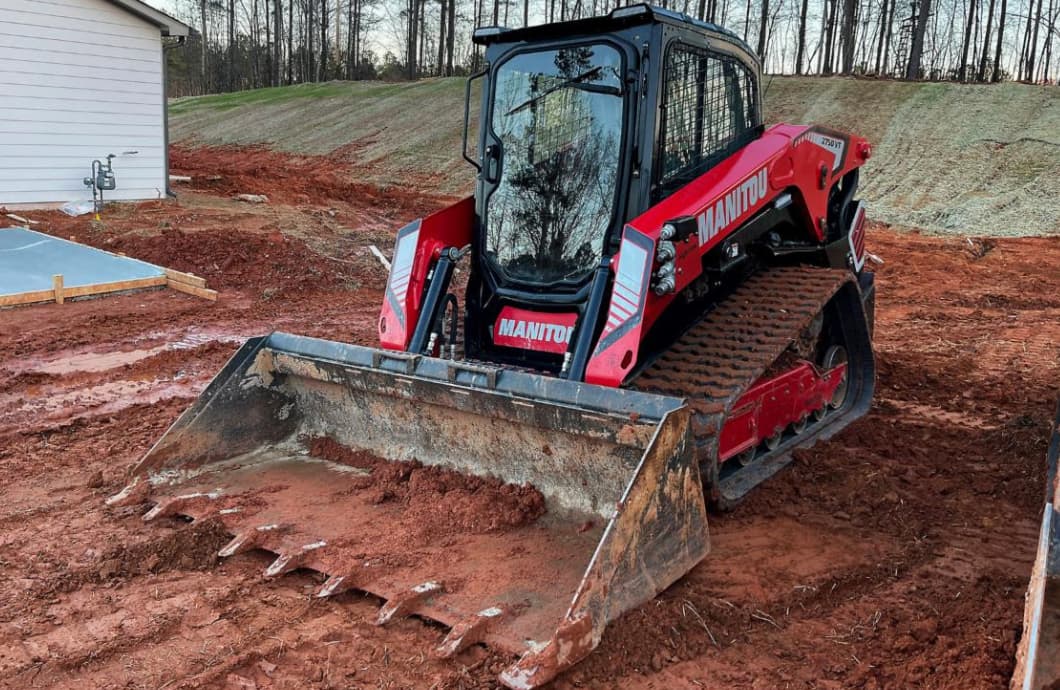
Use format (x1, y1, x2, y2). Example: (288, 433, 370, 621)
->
(170, 76, 1060, 236)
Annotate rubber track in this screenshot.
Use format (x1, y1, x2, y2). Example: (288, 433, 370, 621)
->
(632, 265, 852, 477)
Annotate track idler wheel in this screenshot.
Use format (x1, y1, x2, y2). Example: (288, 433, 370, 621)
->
(765, 429, 783, 451)
(822, 344, 849, 410)
(791, 414, 809, 435)
(737, 448, 757, 466)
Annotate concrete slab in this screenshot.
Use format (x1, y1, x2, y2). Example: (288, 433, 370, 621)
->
(0, 227, 163, 297)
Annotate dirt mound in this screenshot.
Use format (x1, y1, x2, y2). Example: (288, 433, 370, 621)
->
(170, 145, 452, 216)
(306, 436, 546, 534)
(108, 224, 346, 296)
(95, 518, 231, 580)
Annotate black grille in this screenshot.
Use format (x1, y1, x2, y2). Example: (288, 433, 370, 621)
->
(656, 44, 758, 199)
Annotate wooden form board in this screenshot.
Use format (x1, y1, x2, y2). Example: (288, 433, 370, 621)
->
(0, 228, 218, 307)
(0, 275, 169, 307)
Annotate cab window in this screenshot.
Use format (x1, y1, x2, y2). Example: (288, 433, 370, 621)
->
(655, 43, 759, 201)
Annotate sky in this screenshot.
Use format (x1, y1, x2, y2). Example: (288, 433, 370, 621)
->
(150, 0, 184, 19)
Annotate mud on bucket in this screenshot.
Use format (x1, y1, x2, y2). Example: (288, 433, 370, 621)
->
(109, 332, 710, 688)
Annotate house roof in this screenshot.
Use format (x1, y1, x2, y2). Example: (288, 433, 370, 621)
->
(104, 0, 190, 37)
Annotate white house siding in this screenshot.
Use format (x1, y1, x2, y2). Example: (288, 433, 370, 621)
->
(0, 0, 168, 205)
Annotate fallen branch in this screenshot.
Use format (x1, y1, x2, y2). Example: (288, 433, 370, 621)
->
(751, 609, 781, 629)
(6, 213, 38, 225)
(369, 245, 392, 272)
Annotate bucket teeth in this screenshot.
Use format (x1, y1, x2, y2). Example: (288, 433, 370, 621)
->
(142, 490, 223, 522)
(435, 605, 508, 658)
(316, 572, 355, 598)
(106, 477, 150, 507)
(499, 612, 594, 690)
(218, 523, 287, 558)
(374, 581, 444, 626)
(264, 541, 326, 577)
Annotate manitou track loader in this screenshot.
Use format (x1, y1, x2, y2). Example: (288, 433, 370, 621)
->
(111, 5, 875, 687)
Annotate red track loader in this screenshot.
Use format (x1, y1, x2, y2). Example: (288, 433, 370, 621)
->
(111, 5, 876, 687)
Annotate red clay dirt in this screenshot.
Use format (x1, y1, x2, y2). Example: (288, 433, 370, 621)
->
(1, 145, 1058, 689)
(306, 436, 547, 534)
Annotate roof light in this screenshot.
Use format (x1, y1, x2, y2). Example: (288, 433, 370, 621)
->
(472, 26, 506, 40)
(610, 4, 651, 19)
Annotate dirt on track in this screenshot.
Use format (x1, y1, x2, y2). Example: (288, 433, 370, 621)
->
(1, 145, 1058, 690)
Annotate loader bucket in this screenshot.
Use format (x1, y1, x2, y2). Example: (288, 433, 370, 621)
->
(110, 332, 709, 688)
(1012, 400, 1060, 690)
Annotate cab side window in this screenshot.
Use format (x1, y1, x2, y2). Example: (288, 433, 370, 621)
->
(655, 43, 759, 201)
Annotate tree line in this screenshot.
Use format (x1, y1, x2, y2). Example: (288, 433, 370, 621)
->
(164, 0, 1059, 96)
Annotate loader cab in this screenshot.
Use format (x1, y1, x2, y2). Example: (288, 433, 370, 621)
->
(463, 5, 763, 375)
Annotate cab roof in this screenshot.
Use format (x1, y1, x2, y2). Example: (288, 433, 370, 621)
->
(472, 3, 755, 59)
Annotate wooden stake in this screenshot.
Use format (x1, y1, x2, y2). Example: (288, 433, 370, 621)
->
(166, 278, 218, 301)
(164, 268, 207, 289)
(53, 274, 64, 304)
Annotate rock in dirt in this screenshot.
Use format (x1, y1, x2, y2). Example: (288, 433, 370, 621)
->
(226, 674, 257, 689)
(85, 470, 104, 489)
(235, 193, 269, 204)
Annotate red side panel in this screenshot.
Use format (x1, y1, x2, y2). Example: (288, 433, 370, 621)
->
(717, 361, 847, 461)
(378, 196, 474, 351)
(848, 200, 867, 271)
(584, 123, 871, 386)
(584, 227, 655, 387)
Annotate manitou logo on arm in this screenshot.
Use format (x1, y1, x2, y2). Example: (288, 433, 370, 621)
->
(697, 167, 768, 245)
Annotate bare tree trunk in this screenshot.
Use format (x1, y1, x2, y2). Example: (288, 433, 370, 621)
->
(227, 0, 236, 89)
(743, 0, 752, 41)
(824, 0, 838, 73)
(874, 0, 889, 72)
(757, 0, 770, 62)
(817, 0, 830, 71)
(336, 0, 342, 54)
(306, 0, 315, 81)
(287, 0, 293, 83)
(1041, 0, 1056, 80)
(418, 0, 426, 73)
(1028, 0, 1045, 79)
(261, 0, 269, 87)
(840, 0, 857, 72)
(199, 0, 209, 93)
(1020, 0, 1033, 78)
(407, 0, 418, 78)
(352, 0, 361, 73)
(978, 0, 996, 78)
(345, 0, 353, 77)
(990, 0, 1007, 78)
(882, 0, 895, 73)
(319, 0, 329, 80)
(796, 0, 810, 72)
(437, 0, 445, 76)
(958, 0, 976, 79)
(906, 0, 931, 78)
(447, 0, 456, 73)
